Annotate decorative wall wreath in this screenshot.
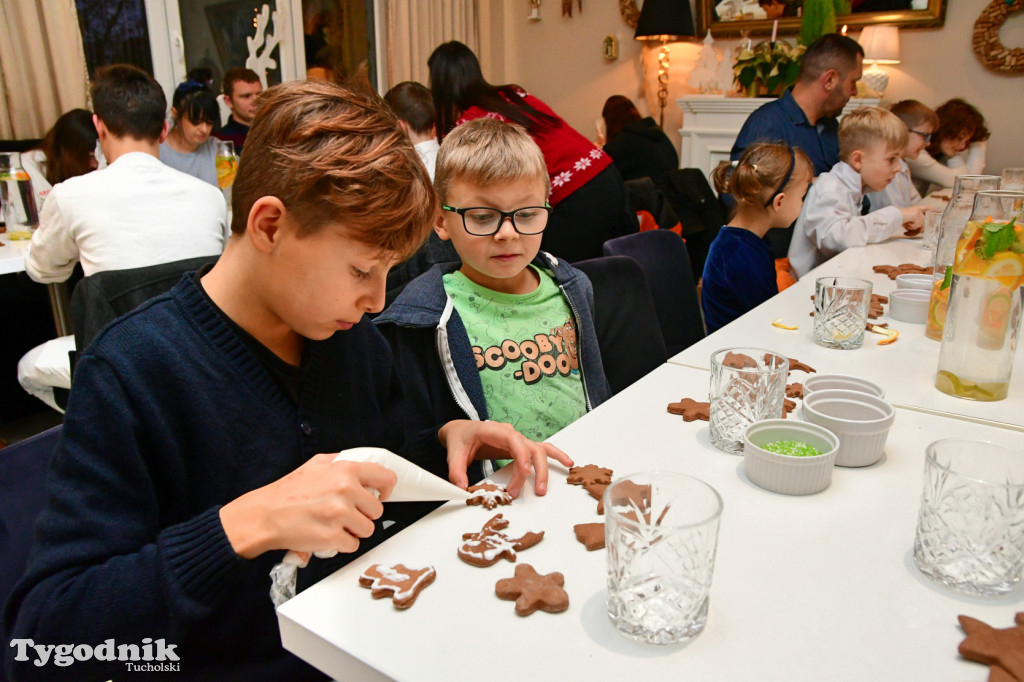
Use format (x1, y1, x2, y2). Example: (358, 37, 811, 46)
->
(973, 0, 1024, 73)
(619, 0, 641, 28)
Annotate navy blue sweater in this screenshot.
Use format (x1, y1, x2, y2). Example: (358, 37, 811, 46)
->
(4, 274, 445, 681)
(701, 226, 778, 333)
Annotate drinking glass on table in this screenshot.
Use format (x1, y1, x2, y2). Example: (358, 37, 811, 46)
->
(921, 210, 941, 251)
(913, 439, 1024, 597)
(709, 348, 789, 455)
(1001, 167, 1024, 191)
(215, 140, 238, 190)
(606, 472, 723, 645)
(813, 277, 872, 350)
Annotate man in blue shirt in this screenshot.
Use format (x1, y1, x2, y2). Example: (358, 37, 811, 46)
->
(731, 34, 864, 256)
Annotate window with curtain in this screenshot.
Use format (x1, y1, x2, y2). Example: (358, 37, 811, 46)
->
(384, 0, 479, 90)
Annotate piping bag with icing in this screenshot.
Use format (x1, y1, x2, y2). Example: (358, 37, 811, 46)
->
(270, 447, 471, 606)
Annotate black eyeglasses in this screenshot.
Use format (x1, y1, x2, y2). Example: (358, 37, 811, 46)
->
(441, 204, 552, 236)
(909, 129, 933, 143)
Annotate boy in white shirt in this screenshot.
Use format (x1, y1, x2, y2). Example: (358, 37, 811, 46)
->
(788, 106, 925, 279)
(866, 100, 938, 211)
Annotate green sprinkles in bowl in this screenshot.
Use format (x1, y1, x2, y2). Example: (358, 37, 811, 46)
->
(763, 440, 822, 457)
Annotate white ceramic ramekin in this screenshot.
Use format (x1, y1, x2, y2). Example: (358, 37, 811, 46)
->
(803, 374, 886, 398)
(743, 419, 840, 495)
(895, 273, 936, 291)
(801, 389, 895, 468)
(888, 289, 930, 324)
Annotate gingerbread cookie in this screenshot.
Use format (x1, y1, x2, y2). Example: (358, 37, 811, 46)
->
(567, 464, 613, 487)
(667, 398, 711, 422)
(457, 514, 544, 567)
(466, 482, 513, 510)
(785, 356, 816, 374)
(786, 382, 804, 399)
(722, 351, 757, 369)
(780, 398, 797, 419)
(958, 613, 1024, 682)
(573, 522, 605, 550)
(585, 481, 609, 514)
(358, 563, 436, 609)
(495, 564, 569, 616)
(606, 480, 652, 520)
(873, 263, 934, 280)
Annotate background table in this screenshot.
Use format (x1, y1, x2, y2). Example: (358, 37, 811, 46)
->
(279, 363, 1024, 682)
(671, 239, 1024, 432)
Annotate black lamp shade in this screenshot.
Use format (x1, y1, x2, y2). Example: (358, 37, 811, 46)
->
(634, 0, 696, 41)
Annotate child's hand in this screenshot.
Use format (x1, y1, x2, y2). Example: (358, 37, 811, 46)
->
(900, 206, 925, 231)
(439, 420, 574, 499)
(219, 455, 397, 559)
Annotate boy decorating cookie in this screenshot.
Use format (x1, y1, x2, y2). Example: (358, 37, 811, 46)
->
(4, 75, 570, 681)
(788, 106, 926, 279)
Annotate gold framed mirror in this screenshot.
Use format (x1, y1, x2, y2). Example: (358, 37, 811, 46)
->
(695, 0, 947, 37)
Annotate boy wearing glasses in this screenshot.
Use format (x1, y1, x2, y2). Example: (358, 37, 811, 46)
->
(866, 100, 939, 211)
(376, 118, 610, 466)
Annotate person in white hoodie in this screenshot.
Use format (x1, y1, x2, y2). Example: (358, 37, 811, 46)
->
(788, 107, 925, 279)
(906, 98, 988, 196)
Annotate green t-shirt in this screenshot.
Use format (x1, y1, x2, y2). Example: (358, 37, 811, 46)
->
(443, 266, 587, 442)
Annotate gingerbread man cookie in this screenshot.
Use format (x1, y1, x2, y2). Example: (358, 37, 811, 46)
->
(358, 563, 436, 609)
(785, 382, 804, 399)
(566, 464, 613, 487)
(466, 482, 513, 510)
(495, 564, 569, 616)
(667, 398, 711, 422)
(457, 514, 544, 567)
(958, 613, 1024, 682)
(573, 522, 605, 550)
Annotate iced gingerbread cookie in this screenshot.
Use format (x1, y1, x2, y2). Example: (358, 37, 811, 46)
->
(358, 563, 436, 609)
(667, 398, 710, 422)
(495, 564, 569, 616)
(567, 464, 613, 487)
(457, 514, 544, 567)
(573, 522, 605, 550)
(466, 482, 513, 510)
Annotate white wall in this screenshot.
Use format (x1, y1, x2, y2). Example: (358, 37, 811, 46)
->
(499, 0, 1024, 175)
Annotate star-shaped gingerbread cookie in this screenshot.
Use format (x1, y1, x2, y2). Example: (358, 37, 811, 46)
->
(495, 563, 569, 616)
(567, 464, 613, 487)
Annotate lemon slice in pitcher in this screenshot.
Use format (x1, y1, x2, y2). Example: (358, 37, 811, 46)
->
(982, 251, 1024, 289)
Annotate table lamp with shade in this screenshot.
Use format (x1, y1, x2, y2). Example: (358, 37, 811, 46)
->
(858, 25, 900, 98)
(634, 0, 697, 128)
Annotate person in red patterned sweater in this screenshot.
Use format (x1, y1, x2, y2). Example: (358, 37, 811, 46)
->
(428, 41, 635, 263)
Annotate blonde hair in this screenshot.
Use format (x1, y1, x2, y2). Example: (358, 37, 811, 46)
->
(712, 142, 812, 208)
(231, 76, 437, 262)
(434, 117, 549, 202)
(838, 106, 908, 162)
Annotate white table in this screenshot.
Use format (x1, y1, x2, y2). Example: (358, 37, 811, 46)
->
(278, 363, 1024, 682)
(0, 232, 30, 275)
(671, 239, 1024, 432)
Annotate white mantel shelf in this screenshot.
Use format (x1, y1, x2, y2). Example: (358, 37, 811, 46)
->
(676, 95, 880, 179)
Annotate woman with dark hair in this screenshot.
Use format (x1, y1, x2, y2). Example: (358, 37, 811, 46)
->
(906, 98, 989, 195)
(428, 41, 634, 262)
(22, 108, 100, 210)
(158, 78, 220, 187)
(601, 95, 678, 182)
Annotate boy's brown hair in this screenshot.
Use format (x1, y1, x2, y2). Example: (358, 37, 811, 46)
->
(889, 99, 938, 132)
(838, 106, 908, 163)
(231, 77, 437, 262)
(433, 117, 549, 203)
(927, 98, 990, 158)
(222, 67, 261, 98)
